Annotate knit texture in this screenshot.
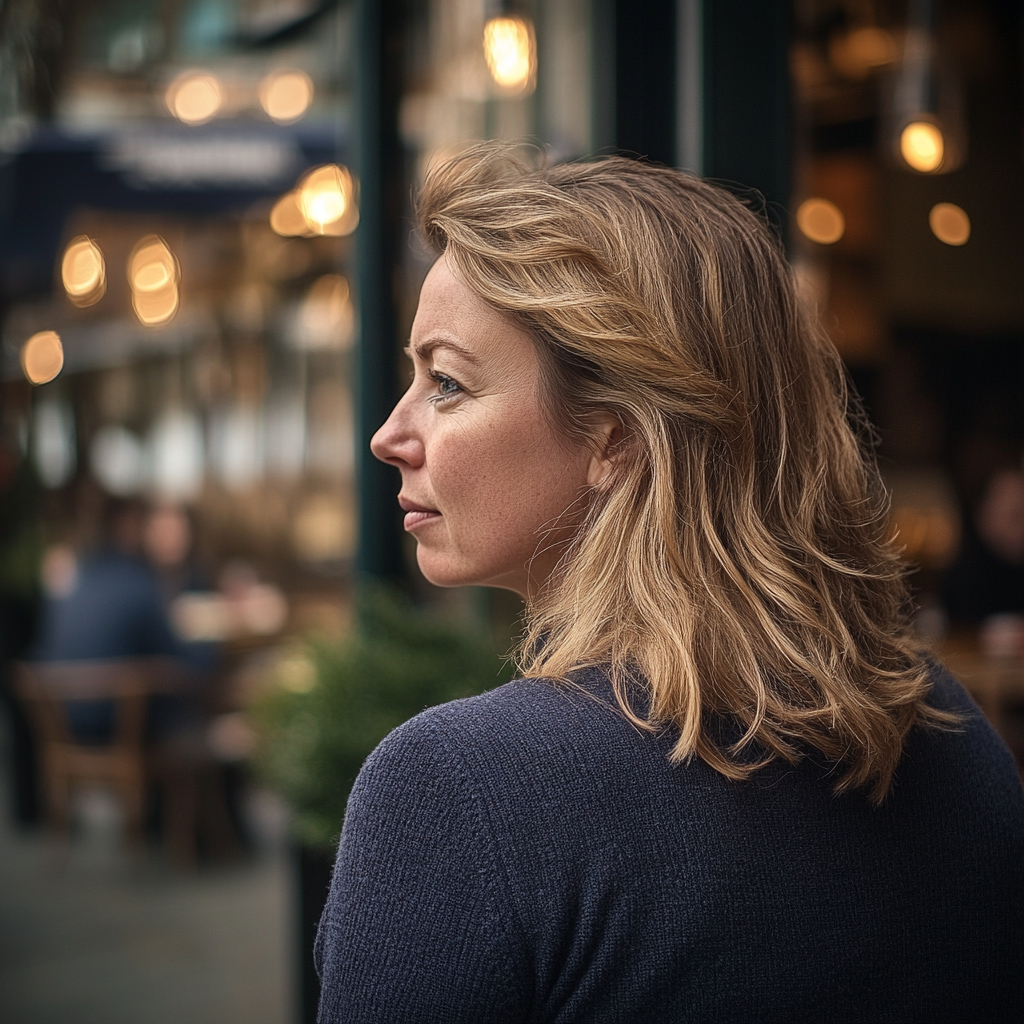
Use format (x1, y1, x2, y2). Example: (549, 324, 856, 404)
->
(315, 666, 1024, 1023)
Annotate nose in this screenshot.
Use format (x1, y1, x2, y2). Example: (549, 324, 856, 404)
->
(370, 389, 424, 469)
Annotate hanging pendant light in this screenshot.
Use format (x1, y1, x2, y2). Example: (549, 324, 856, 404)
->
(483, 0, 537, 96)
(887, 0, 966, 174)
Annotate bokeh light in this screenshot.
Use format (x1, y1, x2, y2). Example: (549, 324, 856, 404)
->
(796, 198, 846, 245)
(929, 202, 970, 246)
(483, 17, 536, 93)
(297, 164, 358, 236)
(900, 121, 944, 172)
(61, 236, 106, 307)
(166, 71, 223, 125)
(259, 69, 314, 124)
(21, 330, 64, 385)
(270, 191, 312, 237)
(129, 235, 180, 326)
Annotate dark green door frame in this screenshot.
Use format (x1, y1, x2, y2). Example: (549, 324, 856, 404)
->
(354, 0, 406, 585)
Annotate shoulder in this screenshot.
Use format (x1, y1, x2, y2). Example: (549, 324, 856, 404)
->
(79, 552, 161, 590)
(363, 671, 622, 781)
(350, 671, 630, 835)
(906, 662, 1024, 822)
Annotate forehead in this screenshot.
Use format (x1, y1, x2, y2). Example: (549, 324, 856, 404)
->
(410, 255, 535, 369)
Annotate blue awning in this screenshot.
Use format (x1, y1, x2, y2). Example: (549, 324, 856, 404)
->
(0, 120, 344, 302)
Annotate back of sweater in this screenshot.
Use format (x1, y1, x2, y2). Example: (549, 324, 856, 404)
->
(315, 666, 1024, 1023)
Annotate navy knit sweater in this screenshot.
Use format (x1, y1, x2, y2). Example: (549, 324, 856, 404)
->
(315, 666, 1024, 1023)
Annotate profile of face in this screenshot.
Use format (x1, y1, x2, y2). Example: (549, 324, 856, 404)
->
(371, 255, 614, 598)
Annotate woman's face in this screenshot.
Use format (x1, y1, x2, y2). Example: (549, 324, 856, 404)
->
(370, 255, 610, 598)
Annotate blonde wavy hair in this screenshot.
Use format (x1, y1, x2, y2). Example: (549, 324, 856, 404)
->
(417, 143, 952, 803)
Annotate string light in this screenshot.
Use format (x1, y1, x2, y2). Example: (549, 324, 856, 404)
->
(270, 165, 359, 238)
(483, 17, 536, 93)
(297, 164, 358, 236)
(889, 2, 965, 175)
(166, 71, 223, 125)
(270, 192, 311, 237)
(900, 121, 944, 173)
(129, 235, 180, 326)
(21, 331, 64, 385)
(61, 236, 106, 307)
(796, 198, 845, 245)
(259, 70, 314, 124)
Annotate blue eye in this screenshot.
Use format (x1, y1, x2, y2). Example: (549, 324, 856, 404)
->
(427, 370, 462, 405)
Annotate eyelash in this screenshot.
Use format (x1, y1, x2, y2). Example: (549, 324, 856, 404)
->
(426, 370, 463, 406)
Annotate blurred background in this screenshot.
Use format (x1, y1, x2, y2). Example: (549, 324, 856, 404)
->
(0, 1, 1022, 1022)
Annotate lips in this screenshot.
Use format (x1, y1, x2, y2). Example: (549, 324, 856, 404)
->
(399, 496, 441, 531)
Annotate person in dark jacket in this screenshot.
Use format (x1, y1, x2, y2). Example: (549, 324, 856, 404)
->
(316, 144, 1024, 1022)
(33, 498, 208, 742)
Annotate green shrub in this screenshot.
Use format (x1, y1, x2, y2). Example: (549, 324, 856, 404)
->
(253, 585, 515, 850)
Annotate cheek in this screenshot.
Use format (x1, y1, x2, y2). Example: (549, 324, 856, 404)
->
(434, 410, 586, 543)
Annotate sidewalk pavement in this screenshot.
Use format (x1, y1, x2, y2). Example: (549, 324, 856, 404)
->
(0, 712, 292, 1024)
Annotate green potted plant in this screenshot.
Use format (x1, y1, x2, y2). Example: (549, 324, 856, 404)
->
(253, 584, 514, 1022)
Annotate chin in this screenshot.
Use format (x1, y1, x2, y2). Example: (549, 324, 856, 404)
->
(416, 550, 524, 594)
(416, 551, 476, 589)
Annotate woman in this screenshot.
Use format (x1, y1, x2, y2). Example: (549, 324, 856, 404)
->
(315, 145, 1024, 1022)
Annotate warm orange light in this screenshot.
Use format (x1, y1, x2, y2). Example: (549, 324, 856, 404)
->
(270, 191, 312, 237)
(483, 17, 536, 93)
(128, 235, 180, 326)
(297, 164, 358, 236)
(259, 69, 314, 124)
(166, 71, 223, 125)
(929, 202, 970, 246)
(900, 121, 944, 172)
(21, 330, 64, 385)
(133, 286, 180, 325)
(796, 197, 845, 245)
(61, 236, 106, 307)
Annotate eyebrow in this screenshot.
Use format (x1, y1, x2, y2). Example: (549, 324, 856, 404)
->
(405, 338, 480, 365)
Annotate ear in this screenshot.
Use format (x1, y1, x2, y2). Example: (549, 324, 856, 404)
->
(586, 413, 623, 488)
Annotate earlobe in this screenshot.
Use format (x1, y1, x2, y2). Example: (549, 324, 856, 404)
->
(587, 453, 613, 488)
(586, 414, 622, 488)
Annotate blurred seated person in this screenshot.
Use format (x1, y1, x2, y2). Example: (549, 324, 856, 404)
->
(144, 503, 209, 600)
(33, 497, 213, 744)
(942, 469, 1024, 626)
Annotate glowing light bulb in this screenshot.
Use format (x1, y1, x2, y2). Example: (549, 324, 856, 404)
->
(166, 71, 223, 125)
(21, 331, 64, 385)
(297, 164, 358, 236)
(270, 191, 310, 237)
(929, 203, 970, 246)
(796, 198, 845, 245)
(259, 69, 314, 124)
(900, 121, 944, 172)
(483, 17, 536, 93)
(129, 235, 180, 326)
(133, 286, 180, 325)
(61, 236, 106, 307)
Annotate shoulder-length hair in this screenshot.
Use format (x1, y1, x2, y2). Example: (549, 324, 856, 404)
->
(416, 142, 952, 803)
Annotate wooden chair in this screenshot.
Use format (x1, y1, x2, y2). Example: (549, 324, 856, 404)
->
(13, 659, 174, 851)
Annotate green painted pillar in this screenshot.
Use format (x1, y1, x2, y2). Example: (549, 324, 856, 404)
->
(354, 0, 406, 585)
